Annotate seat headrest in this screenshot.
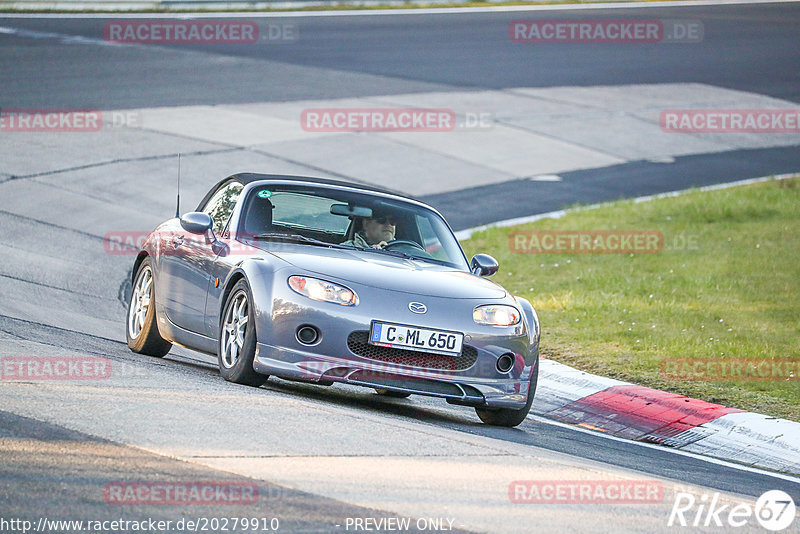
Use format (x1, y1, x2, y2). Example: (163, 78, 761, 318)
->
(243, 197, 274, 236)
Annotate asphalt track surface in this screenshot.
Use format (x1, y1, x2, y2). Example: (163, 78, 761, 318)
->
(1, 3, 799, 227)
(1, 2, 799, 533)
(2, 3, 800, 107)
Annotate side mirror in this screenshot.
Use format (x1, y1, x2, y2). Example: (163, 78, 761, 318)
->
(179, 212, 213, 234)
(471, 254, 499, 277)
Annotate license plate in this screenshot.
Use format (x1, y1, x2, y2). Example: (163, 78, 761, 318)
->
(369, 321, 463, 356)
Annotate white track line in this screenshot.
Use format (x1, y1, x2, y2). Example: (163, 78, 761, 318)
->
(527, 414, 800, 485)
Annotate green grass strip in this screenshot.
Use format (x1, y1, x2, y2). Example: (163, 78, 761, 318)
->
(462, 176, 800, 421)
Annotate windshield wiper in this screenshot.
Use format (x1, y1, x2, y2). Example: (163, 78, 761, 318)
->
(351, 246, 416, 261)
(253, 233, 346, 249)
(351, 246, 455, 267)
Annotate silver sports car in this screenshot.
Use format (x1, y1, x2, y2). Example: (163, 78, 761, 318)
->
(126, 173, 540, 426)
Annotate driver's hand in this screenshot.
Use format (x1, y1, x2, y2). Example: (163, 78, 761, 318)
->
(371, 241, 388, 249)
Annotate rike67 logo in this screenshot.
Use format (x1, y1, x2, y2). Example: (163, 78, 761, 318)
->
(668, 490, 796, 531)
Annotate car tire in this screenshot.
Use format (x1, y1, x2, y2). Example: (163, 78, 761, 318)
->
(218, 279, 267, 387)
(126, 257, 172, 357)
(375, 388, 411, 398)
(475, 356, 539, 427)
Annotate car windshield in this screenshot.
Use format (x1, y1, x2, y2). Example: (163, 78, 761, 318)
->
(238, 183, 469, 270)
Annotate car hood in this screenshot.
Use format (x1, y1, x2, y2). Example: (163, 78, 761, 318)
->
(267, 246, 507, 299)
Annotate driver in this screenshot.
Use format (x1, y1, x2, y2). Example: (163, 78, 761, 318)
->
(342, 213, 397, 249)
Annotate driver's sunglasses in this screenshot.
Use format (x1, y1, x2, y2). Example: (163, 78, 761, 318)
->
(372, 215, 397, 225)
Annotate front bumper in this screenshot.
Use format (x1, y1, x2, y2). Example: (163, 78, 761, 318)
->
(248, 271, 539, 409)
(254, 341, 537, 409)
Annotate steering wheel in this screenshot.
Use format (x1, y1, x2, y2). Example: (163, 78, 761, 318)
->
(384, 240, 426, 252)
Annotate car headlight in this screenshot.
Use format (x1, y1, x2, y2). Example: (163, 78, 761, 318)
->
(473, 304, 521, 326)
(288, 275, 358, 306)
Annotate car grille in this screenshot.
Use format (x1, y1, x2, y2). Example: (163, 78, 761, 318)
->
(346, 331, 478, 371)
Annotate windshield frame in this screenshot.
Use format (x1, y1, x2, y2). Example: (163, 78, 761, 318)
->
(231, 180, 470, 271)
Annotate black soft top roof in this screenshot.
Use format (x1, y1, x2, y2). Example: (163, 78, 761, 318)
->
(197, 173, 415, 211)
(235, 173, 408, 196)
